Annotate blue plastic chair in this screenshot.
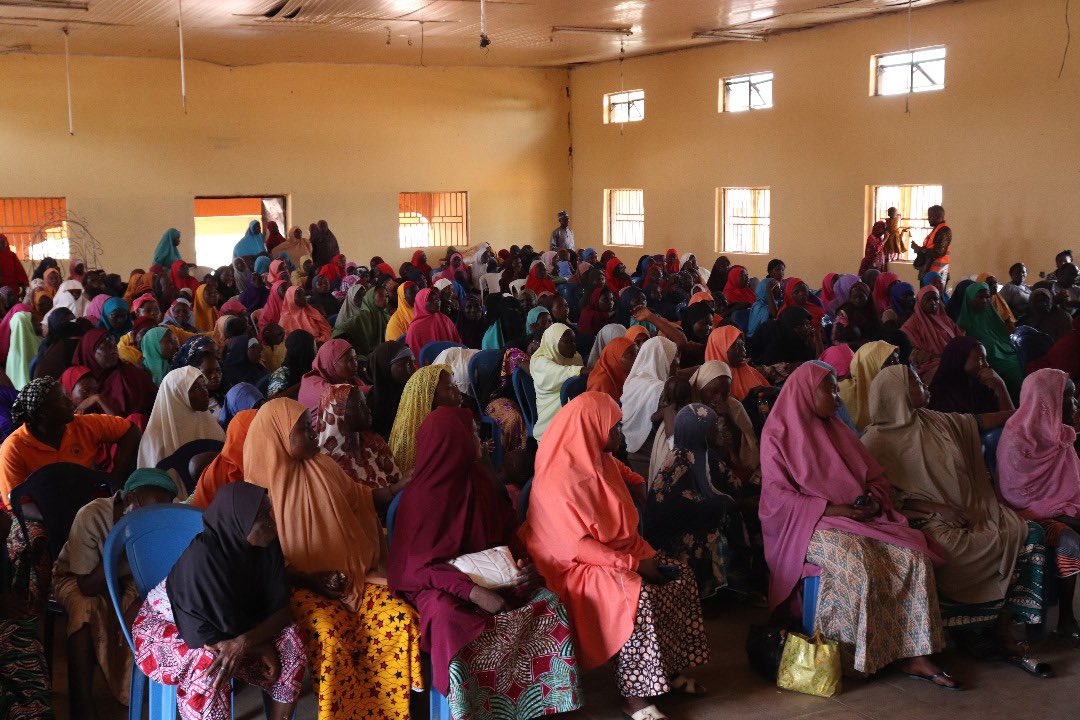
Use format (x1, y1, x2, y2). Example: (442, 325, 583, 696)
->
(801, 575, 820, 636)
(560, 375, 589, 406)
(467, 350, 505, 467)
(103, 504, 206, 720)
(156, 439, 224, 494)
(731, 308, 751, 333)
(419, 341, 464, 367)
(382, 491, 452, 720)
(1010, 325, 1054, 370)
(981, 427, 1004, 484)
(575, 332, 595, 362)
(512, 368, 538, 438)
(517, 478, 533, 524)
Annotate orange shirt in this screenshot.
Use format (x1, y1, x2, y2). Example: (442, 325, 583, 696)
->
(0, 414, 131, 510)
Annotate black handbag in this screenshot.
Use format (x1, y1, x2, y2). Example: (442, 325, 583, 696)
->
(745, 624, 789, 682)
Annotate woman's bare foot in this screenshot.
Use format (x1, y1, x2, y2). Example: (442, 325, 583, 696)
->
(621, 696, 667, 719)
(899, 655, 963, 690)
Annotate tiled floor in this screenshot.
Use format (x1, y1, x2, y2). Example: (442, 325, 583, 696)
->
(63, 597, 1078, 720)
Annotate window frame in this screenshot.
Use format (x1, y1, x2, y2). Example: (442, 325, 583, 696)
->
(397, 191, 470, 249)
(720, 72, 774, 113)
(0, 196, 69, 260)
(871, 45, 946, 96)
(603, 89, 645, 124)
(603, 188, 645, 247)
(866, 183, 943, 263)
(716, 187, 771, 255)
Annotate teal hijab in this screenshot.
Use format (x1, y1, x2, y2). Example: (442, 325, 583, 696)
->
(232, 220, 265, 259)
(957, 281, 1023, 403)
(153, 228, 182, 268)
(97, 297, 133, 341)
(141, 326, 172, 385)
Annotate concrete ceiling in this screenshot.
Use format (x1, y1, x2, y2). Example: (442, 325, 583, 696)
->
(0, 0, 961, 67)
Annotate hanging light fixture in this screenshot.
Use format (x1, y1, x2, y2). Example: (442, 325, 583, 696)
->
(62, 25, 73, 135)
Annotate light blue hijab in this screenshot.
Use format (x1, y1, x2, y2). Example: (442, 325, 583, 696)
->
(153, 228, 182, 268)
(232, 220, 265, 259)
(747, 279, 773, 336)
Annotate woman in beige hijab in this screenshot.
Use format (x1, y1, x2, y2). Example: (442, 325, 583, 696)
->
(245, 398, 424, 720)
(861, 365, 1053, 676)
(838, 340, 898, 432)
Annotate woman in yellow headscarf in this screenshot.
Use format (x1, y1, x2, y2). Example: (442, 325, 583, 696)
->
(839, 340, 900, 431)
(976, 272, 1017, 331)
(384, 281, 416, 342)
(388, 364, 463, 476)
(245, 398, 423, 720)
(192, 283, 219, 333)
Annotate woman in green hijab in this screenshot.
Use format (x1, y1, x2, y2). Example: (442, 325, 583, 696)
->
(140, 326, 179, 385)
(332, 284, 390, 360)
(957, 281, 1023, 404)
(152, 228, 182, 268)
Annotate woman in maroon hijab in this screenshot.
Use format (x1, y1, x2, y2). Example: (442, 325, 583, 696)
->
(70, 328, 156, 417)
(387, 406, 581, 719)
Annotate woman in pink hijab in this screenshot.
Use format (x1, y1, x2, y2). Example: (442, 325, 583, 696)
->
(297, 339, 361, 413)
(404, 288, 460, 359)
(257, 280, 288, 333)
(902, 286, 961, 384)
(278, 286, 331, 343)
(997, 369, 1080, 638)
(759, 361, 957, 686)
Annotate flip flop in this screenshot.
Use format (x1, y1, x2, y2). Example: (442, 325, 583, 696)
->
(1005, 655, 1055, 678)
(622, 704, 668, 720)
(669, 675, 707, 696)
(903, 671, 964, 691)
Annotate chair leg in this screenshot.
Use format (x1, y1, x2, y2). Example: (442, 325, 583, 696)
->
(148, 679, 178, 720)
(128, 665, 147, 720)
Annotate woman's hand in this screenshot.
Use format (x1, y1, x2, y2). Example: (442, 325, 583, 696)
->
(205, 634, 251, 691)
(636, 556, 667, 584)
(469, 585, 509, 614)
(823, 503, 875, 522)
(511, 558, 543, 592)
(631, 307, 653, 323)
(934, 504, 970, 527)
(310, 571, 347, 600)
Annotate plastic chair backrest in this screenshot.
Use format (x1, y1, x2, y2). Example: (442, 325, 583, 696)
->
(480, 273, 503, 298)
(419, 341, 463, 368)
(468, 349, 503, 413)
(155, 439, 225, 494)
(385, 491, 403, 547)
(512, 368, 537, 436)
(103, 504, 204, 648)
(560, 375, 589, 406)
(509, 279, 526, 297)
(9, 463, 114, 560)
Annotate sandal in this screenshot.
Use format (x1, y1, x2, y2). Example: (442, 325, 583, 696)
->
(669, 675, 706, 696)
(1004, 655, 1055, 678)
(903, 671, 964, 691)
(622, 705, 668, 720)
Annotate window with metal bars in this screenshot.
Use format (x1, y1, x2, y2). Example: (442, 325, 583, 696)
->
(718, 187, 770, 254)
(870, 184, 943, 261)
(604, 89, 645, 124)
(872, 46, 946, 96)
(0, 197, 69, 260)
(604, 189, 644, 247)
(398, 192, 469, 249)
(721, 72, 773, 112)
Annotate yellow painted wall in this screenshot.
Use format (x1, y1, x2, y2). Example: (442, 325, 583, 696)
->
(0, 55, 571, 271)
(568, 0, 1080, 286)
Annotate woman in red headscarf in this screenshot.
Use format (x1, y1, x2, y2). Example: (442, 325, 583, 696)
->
(872, 271, 900, 315)
(524, 263, 556, 296)
(404, 288, 461, 359)
(664, 248, 680, 274)
(169, 260, 199, 294)
(70, 328, 156, 417)
(777, 277, 826, 328)
(722, 265, 756, 306)
(605, 257, 631, 296)
(411, 250, 432, 278)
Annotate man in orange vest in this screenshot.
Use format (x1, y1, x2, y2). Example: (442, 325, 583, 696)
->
(911, 204, 951, 283)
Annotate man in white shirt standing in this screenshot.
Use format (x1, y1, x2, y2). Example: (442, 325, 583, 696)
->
(550, 210, 574, 251)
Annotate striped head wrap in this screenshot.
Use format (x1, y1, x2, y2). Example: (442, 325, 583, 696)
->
(388, 364, 450, 474)
(12, 376, 59, 428)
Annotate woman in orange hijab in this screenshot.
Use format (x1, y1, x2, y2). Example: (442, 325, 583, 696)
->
(587, 337, 637, 401)
(521, 392, 709, 718)
(189, 408, 256, 509)
(245, 398, 423, 720)
(705, 326, 769, 401)
(777, 276, 825, 328)
(279, 286, 332, 343)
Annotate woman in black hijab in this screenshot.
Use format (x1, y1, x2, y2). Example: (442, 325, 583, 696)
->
(266, 330, 316, 399)
(30, 307, 85, 379)
(132, 483, 306, 720)
(221, 335, 269, 392)
(370, 339, 416, 437)
(760, 306, 819, 364)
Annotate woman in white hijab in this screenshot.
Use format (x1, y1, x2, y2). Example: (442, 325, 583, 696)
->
(621, 336, 678, 458)
(136, 367, 226, 491)
(587, 323, 629, 368)
(530, 323, 584, 439)
(52, 279, 88, 318)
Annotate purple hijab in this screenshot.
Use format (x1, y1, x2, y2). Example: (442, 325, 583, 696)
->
(825, 274, 860, 316)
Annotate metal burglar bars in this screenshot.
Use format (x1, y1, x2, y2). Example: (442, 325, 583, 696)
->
(873, 46, 946, 96)
(605, 189, 644, 247)
(720, 187, 770, 254)
(0, 197, 68, 259)
(398, 191, 469, 249)
(604, 89, 645, 124)
(722, 72, 774, 112)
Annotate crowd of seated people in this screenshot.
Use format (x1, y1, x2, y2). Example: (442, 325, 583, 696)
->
(0, 216, 1078, 720)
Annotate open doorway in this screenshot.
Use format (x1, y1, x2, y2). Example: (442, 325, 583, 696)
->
(193, 195, 287, 269)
